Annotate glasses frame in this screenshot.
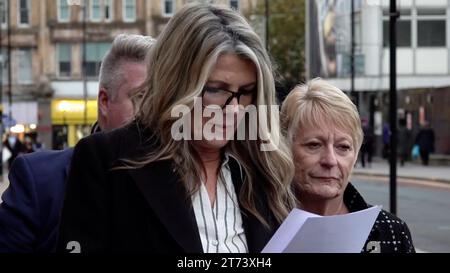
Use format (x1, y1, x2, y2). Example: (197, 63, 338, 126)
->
(201, 86, 255, 109)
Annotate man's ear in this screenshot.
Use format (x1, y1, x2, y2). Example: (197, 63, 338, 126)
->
(98, 88, 109, 116)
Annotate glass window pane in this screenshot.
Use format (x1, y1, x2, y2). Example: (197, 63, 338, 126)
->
(125, 0, 136, 21)
(0, 49, 8, 83)
(99, 43, 110, 57)
(84, 43, 111, 76)
(85, 43, 97, 61)
(164, 0, 173, 14)
(1, 0, 7, 25)
(18, 49, 32, 83)
(60, 8, 69, 20)
(105, 0, 113, 20)
(399, 9, 411, 16)
(59, 0, 70, 21)
(417, 9, 446, 16)
(19, 0, 29, 24)
(59, 43, 71, 76)
(418, 20, 446, 47)
(59, 62, 71, 76)
(397, 20, 411, 47)
(383, 8, 411, 17)
(59, 43, 71, 62)
(91, 0, 101, 20)
(383, 20, 411, 47)
(230, 0, 239, 10)
(85, 62, 97, 76)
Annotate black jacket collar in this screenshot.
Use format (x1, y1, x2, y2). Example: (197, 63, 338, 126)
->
(128, 159, 204, 253)
(123, 123, 274, 253)
(344, 182, 371, 212)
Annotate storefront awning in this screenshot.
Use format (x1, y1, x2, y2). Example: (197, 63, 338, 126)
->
(51, 99, 97, 125)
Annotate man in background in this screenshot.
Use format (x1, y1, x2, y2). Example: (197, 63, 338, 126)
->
(0, 34, 155, 252)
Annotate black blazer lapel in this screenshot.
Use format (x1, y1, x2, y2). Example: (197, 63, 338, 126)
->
(228, 158, 275, 253)
(128, 160, 203, 253)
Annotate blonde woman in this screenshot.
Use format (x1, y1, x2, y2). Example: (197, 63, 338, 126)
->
(281, 78, 415, 253)
(57, 3, 295, 253)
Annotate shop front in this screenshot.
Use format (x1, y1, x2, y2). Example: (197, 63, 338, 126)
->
(51, 99, 97, 149)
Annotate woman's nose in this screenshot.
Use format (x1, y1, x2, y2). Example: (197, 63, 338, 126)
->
(320, 145, 338, 167)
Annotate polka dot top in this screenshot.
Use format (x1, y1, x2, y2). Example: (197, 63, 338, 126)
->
(344, 183, 416, 253)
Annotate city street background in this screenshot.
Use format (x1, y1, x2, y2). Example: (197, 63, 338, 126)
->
(0, 0, 449, 254)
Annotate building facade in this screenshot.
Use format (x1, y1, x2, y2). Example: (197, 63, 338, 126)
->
(307, 0, 450, 155)
(1, 0, 42, 142)
(0, 0, 254, 149)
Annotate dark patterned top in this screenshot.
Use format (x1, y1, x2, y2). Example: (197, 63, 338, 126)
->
(344, 183, 416, 253)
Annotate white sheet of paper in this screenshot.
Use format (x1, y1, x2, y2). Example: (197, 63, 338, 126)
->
(262, 205, 381, 253)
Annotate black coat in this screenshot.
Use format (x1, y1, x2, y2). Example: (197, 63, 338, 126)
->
(57, 121, 276, 253)
(415, 128, 435, 153)
(344, 183, 415, 253)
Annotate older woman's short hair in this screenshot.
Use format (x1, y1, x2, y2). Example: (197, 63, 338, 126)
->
(281, 78, 363, 151)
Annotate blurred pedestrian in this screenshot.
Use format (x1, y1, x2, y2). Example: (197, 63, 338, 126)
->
(398, 118, 411, 166)
(415, 121, 435, 166)
(360, 118, 374, 168)
(382, 123, 390, 159)
(3, 133, 24, 170)
(23, 136, 35, 154)
(32, 137, 44, 152)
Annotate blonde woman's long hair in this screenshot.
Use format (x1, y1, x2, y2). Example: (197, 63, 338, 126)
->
(128, 3, 295, 227)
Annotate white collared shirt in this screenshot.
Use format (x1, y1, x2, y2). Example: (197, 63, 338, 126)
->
(191, 155, 248, 253)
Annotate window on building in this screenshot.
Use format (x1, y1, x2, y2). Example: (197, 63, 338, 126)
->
(123, 0, 136, 22)
(383, 20, 412, 47)
(383, 9, 411, 48)
(90, 0, 101, 21)
(354, 11, 362, 53)
(17, 49, 32, 84)
(0, 0, 7, 28)
(163, 0, 174, 17)
(84, 42, 110, 77)
(229, 0, 239, 11)
(18, 0, 30, 26)
(83, 0, 113, 22)
(418, 20, 446, 47)
(0, 49, 8, 84)
(58, 0, 70, 22)
(417, 9, 446, 16)
(417, 9, 446, 47)
(104, 0, 113, 21)
(58, 43, 72, 77)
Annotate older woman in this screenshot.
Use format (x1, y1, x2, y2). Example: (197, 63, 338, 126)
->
(57, 3, 295, 253)
(281, 78, 415, 253)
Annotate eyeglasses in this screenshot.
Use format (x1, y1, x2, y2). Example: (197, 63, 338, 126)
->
(202, 86, 255, 109)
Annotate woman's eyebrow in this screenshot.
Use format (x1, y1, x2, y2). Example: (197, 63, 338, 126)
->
(206, 80, 257, 89)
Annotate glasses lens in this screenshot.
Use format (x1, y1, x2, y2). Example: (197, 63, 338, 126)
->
(203, 87, 231, 108)
(203, 87, 255, 108)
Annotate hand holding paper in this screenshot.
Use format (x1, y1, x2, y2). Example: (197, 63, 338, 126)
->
(262, 206, 382, 253)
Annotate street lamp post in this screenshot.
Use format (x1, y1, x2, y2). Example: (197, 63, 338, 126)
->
(82, 2, 88, 127)
(0, 0, 4, 179)
(350, 0, 357, 108)
(389, 0, 399, 215)
(6, 0, 11, 133)
(265, 0, 269, 49)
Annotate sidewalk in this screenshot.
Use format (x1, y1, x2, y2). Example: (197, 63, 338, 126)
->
(353, 158, 450, 183)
